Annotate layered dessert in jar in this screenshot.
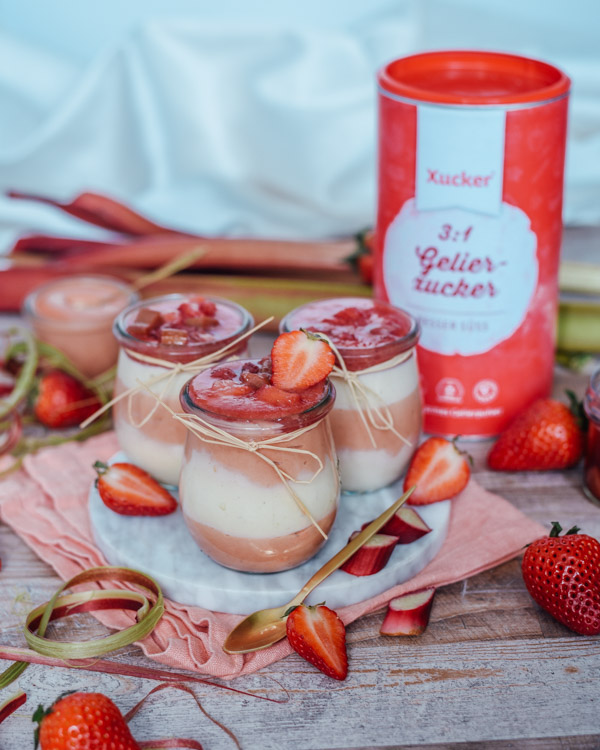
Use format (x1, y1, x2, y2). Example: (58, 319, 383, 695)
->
(179, 353, 340, 573)
(583, 368, 600, 505)
(23, 275, 138, 377)
(281, 297, 421, 493)
(113, 294, 253, 486)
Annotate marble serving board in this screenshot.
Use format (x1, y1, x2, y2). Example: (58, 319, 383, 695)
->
(89, 452, 451, 615)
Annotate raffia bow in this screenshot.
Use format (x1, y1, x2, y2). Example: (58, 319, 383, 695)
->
(311, 331, 414, 450)
(80, 317, 274, 429)
(139, 383, 331, 539)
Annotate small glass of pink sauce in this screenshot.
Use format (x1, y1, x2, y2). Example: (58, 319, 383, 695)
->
(281, 297, 422, 493)
(113, 294, 253, 486)
(22, 275, 137, 378)
(583, 368, 600, 506)
(179, 359, 339, 572)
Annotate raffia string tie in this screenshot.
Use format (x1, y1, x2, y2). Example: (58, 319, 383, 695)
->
(79, 316, 274, 429)
(309, 330, 413, 450)
(138, 382, 329, 540)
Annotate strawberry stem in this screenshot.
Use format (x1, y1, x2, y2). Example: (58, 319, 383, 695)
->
(93, 460, 110, 476)
(565, 525, 581, 535)
(0, 329, 38, 420)
(549, 521, 563, 537)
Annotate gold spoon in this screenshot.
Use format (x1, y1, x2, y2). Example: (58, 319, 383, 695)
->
(223, 485, 416, 654)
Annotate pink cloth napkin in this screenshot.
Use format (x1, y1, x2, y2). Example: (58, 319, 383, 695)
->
(0, 433, 545, 680)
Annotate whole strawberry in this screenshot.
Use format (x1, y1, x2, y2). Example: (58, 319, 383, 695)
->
(488, 397, 584, 471)
(34, 691, 140, 749)
(34, 371, 100, 429)
(522, 522, 600, 635)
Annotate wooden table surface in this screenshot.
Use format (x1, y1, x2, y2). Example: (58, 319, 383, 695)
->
(1, 357, 600, 749)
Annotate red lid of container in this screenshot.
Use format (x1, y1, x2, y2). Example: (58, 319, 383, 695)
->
(378, 50, 570, 106)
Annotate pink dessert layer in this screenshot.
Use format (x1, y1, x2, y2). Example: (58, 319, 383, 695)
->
(331, 388, 422, 454)
(182, 416, 337, 488)
(183, 508, 337, 573)
(186, 359, 329, 420)
(113, 379, 185, 444)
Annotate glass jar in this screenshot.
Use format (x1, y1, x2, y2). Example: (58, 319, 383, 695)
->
(281, 297, 422, 493)
(23, 275, 138, 378)
(583, 368, 600, 505)
(112, 294, 253, 486)
(178, 360, 340, 572)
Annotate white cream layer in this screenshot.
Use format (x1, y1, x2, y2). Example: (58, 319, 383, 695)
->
(336, 443, 416, 493)
(116, 349, 192, 394)
(331, 352, 419, 409)
(179, 450, 339, 538)
(115, 350, 200, 486)
(114, 416, 184, 486)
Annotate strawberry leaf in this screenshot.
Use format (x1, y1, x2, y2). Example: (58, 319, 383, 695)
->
(549, 521, 563, 537)
(566, 389, 588, 433)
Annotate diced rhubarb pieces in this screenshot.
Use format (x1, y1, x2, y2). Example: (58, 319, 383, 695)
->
(211, 366, 237, 380)
(126, 323, 152, 339)
(341, 532, 399, 577)
(126, 307, 164, 338)
(210, 379, 254, 397)
(379, 588, 436, 636)
(255, 384, 302, 408)
(184, 314, 218, 328)
(136, 307, 164, 329)
(361, 506, 432, 544)
(159, 327, 189, 346)
(240, 371, 271, 389)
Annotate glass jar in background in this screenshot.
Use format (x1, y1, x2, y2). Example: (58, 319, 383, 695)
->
(23, 275, 138, 378)
(179, 360, 340, 572)
(281, 297, 422, 493)
(583, 368, 600, 505)
(112, 294, 253, 486)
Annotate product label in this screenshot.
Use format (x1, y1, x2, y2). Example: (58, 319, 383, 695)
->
(416, 105, 505, 216)
(382, 199, 538, 356)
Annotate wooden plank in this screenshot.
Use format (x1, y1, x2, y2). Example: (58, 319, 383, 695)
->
(1, 360, 599, 747)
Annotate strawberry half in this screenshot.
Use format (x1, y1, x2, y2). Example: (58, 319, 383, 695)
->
(522, 522, 600, 635)
(488, 397, 584, 471)
(94, 461, 177, 516)
(271, 330, 334, 393)
(286, 603, 348, 680)
(403, 437, 470, 504)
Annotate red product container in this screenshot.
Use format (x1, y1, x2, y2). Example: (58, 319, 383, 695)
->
(375, 50, 570, 437)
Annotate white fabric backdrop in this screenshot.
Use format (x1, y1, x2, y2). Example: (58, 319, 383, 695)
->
(0, 0, 598, 252)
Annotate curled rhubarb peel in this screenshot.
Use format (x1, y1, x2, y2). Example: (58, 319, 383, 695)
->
(0, 567, 163, 691)
(0, 411, 22, 456)
(0, 567, 288, 726)
(126, 683, 241, 750)
(0, 328, 38, 420)
(0, 690, 26, 725)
